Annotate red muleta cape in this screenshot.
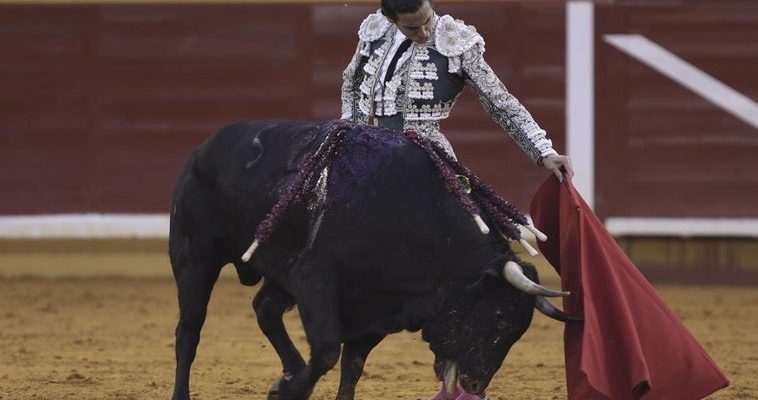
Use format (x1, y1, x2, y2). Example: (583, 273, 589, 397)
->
(529, 176, 729, 400)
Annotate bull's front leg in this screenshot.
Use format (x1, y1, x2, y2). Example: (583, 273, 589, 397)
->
(335, 334, 385, 400)
(171, 261, 223, 400)
(253, 280, 306, 397)
(275, 259, 342, 400)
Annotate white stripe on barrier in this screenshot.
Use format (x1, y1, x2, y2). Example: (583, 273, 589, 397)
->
(2, 214, 756, 239)
(605, 217, 758, 238)
(0, 214, 170, 239)
(0, 213, 536, 241)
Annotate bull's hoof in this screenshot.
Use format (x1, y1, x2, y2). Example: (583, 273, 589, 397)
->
(267, 375, 287, 400)
(268, 372, 307, 400)
(267, 388, 281, 400)
(274, 376, 313, 400)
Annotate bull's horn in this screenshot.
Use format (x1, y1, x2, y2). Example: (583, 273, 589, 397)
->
(473, 214, 490, 235)
(518, 238, 539, 257)
(535, 296, 583, 323)
(241, 240, 259, 262)
(443, 362, 458, 395)
(503, 261, 569, 297)
(522, 223, 548, 242)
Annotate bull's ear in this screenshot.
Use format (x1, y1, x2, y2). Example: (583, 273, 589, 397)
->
(465, 268, 500, 292)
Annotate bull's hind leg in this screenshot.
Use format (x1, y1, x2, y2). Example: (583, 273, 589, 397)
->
(169, 171, 227, 400)
(336, 334, 385, 400)
(253, 280, 306, 397)
(171, 260, 223, 400)
(276, 255, 342, 400)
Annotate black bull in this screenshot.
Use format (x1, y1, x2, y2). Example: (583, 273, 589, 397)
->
(169, 120, 572, 400)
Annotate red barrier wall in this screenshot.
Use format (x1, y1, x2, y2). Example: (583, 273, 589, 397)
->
(595, 2, 758, 218)
(1, 2, 756, 220)
(0, 3, 565, 214)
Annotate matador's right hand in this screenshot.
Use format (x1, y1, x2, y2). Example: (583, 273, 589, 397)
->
(542, 154, 574, 183)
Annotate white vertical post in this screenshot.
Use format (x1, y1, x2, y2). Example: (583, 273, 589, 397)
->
(567, 1, 595, 208)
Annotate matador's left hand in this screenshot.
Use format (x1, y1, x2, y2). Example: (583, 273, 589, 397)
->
(542, 154, 574, 183)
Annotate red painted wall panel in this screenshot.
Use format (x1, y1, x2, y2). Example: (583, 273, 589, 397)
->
(0, 3, 565, 215)
(595, 3, 758, 218)
(2, 2, 755, 220)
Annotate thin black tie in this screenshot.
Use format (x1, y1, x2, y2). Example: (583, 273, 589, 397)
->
(384, 39, 412, 84)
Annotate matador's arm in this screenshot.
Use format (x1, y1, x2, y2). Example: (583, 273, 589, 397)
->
(340, 40, 366, 121)
(461, 44, 557, 165)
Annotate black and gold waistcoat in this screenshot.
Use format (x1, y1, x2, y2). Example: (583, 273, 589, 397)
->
(341, 11, 557, 164)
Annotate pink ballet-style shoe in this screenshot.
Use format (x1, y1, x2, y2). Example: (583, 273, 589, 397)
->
(454, 392, 489, 400)
(454, 381, 489, 400)
(427, 381, 462, 400)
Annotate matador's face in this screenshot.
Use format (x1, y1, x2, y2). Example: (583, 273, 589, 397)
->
(391, 0, 434, 44)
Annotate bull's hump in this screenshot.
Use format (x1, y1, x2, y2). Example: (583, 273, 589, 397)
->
(344, 126, 408, 154)
(328, 126, 430, 200)
(335, 127, 412, 174)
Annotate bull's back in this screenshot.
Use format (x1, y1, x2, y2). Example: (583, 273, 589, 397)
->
(197, 120, 329, 195)
(322, 127, 486, 278)
(327, 128, 473, 235)
(170, 120, 330, 263)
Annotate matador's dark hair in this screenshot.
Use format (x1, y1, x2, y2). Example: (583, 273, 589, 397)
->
(380, 0, 432, 21)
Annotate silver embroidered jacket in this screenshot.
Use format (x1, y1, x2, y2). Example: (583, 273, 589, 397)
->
(341, 11, 557, 164)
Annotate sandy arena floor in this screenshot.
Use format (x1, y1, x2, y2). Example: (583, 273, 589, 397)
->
(0, 247, 756, 400)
